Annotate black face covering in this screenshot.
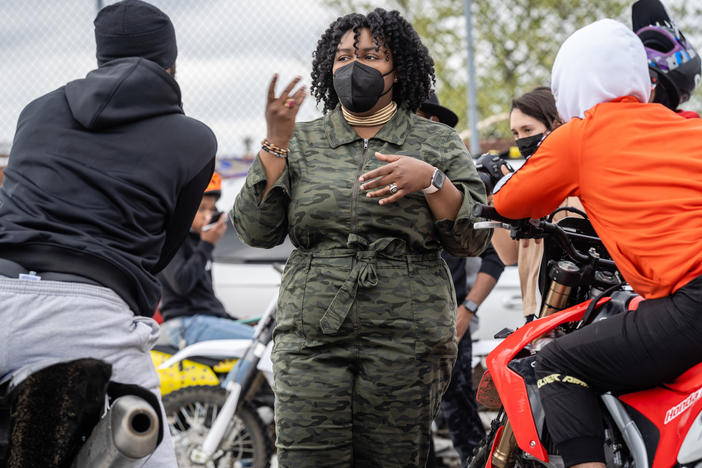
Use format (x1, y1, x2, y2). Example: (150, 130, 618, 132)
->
(333, 61, 393, 113)
(515, 133, 544, 158)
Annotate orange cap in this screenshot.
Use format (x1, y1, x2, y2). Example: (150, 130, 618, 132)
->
(205, 172, 222, 195)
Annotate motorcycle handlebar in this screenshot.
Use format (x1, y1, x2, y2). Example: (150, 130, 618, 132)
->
(471, 203, 523, 224)
(472, 204, 616, 269)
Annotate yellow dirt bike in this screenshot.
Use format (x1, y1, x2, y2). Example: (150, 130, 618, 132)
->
(149, 314, 275, 468)
(151, 340, 238, 396)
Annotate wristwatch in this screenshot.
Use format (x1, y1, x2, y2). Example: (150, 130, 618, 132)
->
(462, 299, 479, 316)
(422, 167, 446, 194)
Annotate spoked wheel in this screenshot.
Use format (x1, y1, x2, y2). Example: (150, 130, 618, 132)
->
(163, 385, 273, 468)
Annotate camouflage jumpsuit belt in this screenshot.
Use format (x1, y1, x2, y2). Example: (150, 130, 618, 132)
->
(273, 245, 458, 468)
(319, 236, 398, 335)
(319, 249, 378, 335)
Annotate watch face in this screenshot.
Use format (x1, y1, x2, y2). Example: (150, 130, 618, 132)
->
(463, 299, 478, 314)
(432, 169, 446, 189)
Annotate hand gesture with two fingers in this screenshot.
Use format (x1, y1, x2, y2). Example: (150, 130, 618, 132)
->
(265, 74, 306, 148)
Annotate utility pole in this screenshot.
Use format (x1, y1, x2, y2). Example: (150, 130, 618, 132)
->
(464, 0, 480, 155)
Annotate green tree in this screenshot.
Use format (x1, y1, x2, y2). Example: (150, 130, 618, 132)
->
(322, 0, 701, 141)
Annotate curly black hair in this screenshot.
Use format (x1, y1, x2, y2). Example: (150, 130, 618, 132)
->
(310, 8, 435, 113)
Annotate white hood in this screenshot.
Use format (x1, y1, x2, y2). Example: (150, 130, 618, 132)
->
(551, 19, 651, 121)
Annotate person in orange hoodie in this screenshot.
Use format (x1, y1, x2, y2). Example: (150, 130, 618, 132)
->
(492, 19, 702, 468)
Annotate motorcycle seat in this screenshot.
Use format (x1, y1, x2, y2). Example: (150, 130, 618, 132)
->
(664, 361, 702, 393)
(152, 344, 179, 355)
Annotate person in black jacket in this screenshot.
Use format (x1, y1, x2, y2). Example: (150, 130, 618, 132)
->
(159, 172, 253, 348)
(0, 2, 215, 466)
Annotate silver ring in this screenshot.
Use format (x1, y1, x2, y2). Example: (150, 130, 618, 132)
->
(388, 183, 399, 194)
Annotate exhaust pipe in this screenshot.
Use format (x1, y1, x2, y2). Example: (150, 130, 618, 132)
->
(71, 395, 159, 468)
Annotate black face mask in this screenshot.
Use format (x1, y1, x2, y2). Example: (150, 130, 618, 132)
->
(333, 61, 393, 113)
(515, 133, 544, 158)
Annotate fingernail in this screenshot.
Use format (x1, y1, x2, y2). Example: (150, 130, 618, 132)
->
(358, 177, 364, 182)
(366, 193, 371, 197)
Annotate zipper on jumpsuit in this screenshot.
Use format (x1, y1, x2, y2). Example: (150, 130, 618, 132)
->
(349, 138, 369, 329)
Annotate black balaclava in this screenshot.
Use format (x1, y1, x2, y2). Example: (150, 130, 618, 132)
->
(94, 0, 177, 69)
(333, 61, 393, 113)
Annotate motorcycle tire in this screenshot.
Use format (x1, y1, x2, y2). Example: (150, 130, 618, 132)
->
(163, 385, 273, 468)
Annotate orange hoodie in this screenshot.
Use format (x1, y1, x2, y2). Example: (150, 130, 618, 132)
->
(493, 97, 702, 299)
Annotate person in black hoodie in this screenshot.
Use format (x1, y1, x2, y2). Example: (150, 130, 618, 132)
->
(159, 172, 254, 348)
(0, 1, 215, 466)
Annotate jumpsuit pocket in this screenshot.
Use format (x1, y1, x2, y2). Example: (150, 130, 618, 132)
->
(273, 259, 308, 352)
(410, 262, 458, 360)
(131, 316, 160, 353)
(300, 262, 350, 347)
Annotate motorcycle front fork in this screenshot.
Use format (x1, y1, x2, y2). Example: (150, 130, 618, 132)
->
(490, 262, 579, 467)
(492, 420, 518, 468)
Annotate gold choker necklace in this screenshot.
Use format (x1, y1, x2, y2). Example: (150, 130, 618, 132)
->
(342, 101, 398, 127)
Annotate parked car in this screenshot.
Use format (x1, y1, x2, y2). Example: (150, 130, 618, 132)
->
(212, 223, 290, 321)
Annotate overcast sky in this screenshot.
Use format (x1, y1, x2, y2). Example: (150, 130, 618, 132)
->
(4, 1, 699, 157)
(0, 0, 387, 155)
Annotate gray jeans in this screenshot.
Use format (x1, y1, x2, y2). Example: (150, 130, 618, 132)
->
(0, 277, 176, 468)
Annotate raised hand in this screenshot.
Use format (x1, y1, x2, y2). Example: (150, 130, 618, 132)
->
(265, 74, 306, 149)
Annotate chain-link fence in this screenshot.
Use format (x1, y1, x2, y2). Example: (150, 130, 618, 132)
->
(0, 0, 350, 158)
(2, 1, 701, 172)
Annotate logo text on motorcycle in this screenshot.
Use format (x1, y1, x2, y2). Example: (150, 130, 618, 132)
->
(665, 387, 702, 424)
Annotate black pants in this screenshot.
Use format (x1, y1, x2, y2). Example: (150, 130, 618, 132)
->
(535, 275, 702, 466)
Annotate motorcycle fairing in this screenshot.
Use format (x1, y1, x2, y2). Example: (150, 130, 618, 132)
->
(508, 355, 546, 438)
(151, 349, 221, 396)
(678, 408, 702, 464)
(486, 298, 611, 461)
(665, 362, 702, 394)
(618, 400, 660, 463)
(619, 374, 702, 468)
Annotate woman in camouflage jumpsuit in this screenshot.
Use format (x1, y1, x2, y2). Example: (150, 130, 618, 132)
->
(232, 9, 489, 467)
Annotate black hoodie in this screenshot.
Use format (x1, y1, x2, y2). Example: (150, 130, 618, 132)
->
(0, 57, 216, 316)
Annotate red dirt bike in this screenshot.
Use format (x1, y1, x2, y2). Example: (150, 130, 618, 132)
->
(468, 204, 702, 468)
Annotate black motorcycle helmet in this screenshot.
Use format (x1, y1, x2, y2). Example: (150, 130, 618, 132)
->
(633, 0, 701, 110)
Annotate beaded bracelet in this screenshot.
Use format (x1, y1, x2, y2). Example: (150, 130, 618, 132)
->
(261, 139, 290, 156)
(261, 145, 288, 158)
